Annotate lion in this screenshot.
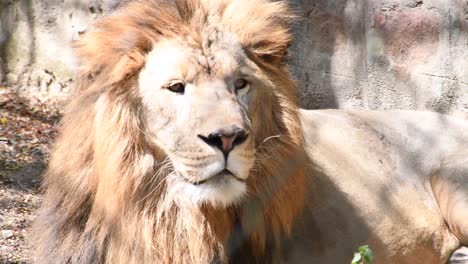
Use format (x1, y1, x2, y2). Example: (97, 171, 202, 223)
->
(32, 0, 468, 263)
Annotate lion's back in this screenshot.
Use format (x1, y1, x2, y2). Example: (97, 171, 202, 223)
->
(293, 109, 467, 263)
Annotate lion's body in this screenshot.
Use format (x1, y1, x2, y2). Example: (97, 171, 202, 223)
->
(282, 110, 468, 263)
(31, 0, 468, 263)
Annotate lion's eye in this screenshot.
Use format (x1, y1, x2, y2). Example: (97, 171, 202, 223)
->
(166, 82, 185, 94)
(234, 78, 249, 93)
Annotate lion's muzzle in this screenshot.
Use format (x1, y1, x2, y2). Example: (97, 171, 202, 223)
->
(197, 125, 249, 158)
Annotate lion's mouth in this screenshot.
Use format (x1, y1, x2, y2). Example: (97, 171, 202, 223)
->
(191, 169, 245, 186)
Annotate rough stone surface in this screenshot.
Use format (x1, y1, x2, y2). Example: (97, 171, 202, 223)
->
(0, 0, 115, 99)
(0, 0, 467, 114)
(290, 0, 468, 114)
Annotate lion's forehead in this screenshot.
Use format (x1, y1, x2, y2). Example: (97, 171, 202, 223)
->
(142, 34, 246, 85)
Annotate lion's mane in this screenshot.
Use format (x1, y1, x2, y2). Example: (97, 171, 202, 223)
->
(32, 0, 307, 263)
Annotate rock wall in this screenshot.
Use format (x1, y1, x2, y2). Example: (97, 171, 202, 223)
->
(0, 0, 118, 97)
(290, 0, 468, 113)
(1, 0, 467, 113)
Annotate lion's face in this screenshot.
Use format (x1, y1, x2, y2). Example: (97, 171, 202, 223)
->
(139, 35, 260, 207)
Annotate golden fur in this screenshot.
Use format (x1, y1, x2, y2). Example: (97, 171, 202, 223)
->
(32, 0, 307, 263)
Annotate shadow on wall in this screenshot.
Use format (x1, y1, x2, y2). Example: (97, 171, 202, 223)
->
(0, 0, 36, 84)
(0, 0, 125, 91)
(0, 1, 10, 83)
(289, 0, 468, 113)
(289, 0, 365, 110)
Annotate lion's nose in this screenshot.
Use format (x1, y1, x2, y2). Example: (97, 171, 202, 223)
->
(198, 126, 248, 157)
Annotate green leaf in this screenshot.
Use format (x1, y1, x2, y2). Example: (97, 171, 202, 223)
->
(363, 249, 373, 263)
(358, 245, 374, 263)
(351, 253, 362, 264)
(0, 117, 7, 125)
(358, 245, 369, 252)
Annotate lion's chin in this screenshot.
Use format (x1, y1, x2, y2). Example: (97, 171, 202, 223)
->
(167, 172, 247, 208)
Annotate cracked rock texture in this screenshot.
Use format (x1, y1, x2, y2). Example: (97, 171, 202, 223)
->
(1, 0, 467, 113)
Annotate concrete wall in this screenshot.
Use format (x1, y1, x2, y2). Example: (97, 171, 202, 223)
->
(1, 0, 467, 113)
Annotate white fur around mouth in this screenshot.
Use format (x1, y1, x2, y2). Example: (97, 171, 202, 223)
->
(192, 169, 245, 185)
(169, 170, 247, 207)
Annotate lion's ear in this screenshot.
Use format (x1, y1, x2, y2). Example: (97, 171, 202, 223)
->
(251, 40, 292, 65)
(223, 0, 295, 66)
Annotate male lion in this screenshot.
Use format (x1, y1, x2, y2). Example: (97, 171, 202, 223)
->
(32, 0, 468, 263)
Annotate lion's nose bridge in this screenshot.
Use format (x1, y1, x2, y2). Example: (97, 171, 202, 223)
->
(196, 91, 246, 137)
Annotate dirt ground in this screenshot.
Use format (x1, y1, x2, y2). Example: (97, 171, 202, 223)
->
(0, 87, 62, 263)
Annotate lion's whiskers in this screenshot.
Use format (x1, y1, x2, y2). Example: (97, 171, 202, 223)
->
(256, 134, 281, 152)
(251, 142, 288, 175)
(137, 157, 174, 204)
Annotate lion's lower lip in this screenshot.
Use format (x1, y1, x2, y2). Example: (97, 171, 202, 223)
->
(193, 180, 207, 186)
(192, 169, 244, 185)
